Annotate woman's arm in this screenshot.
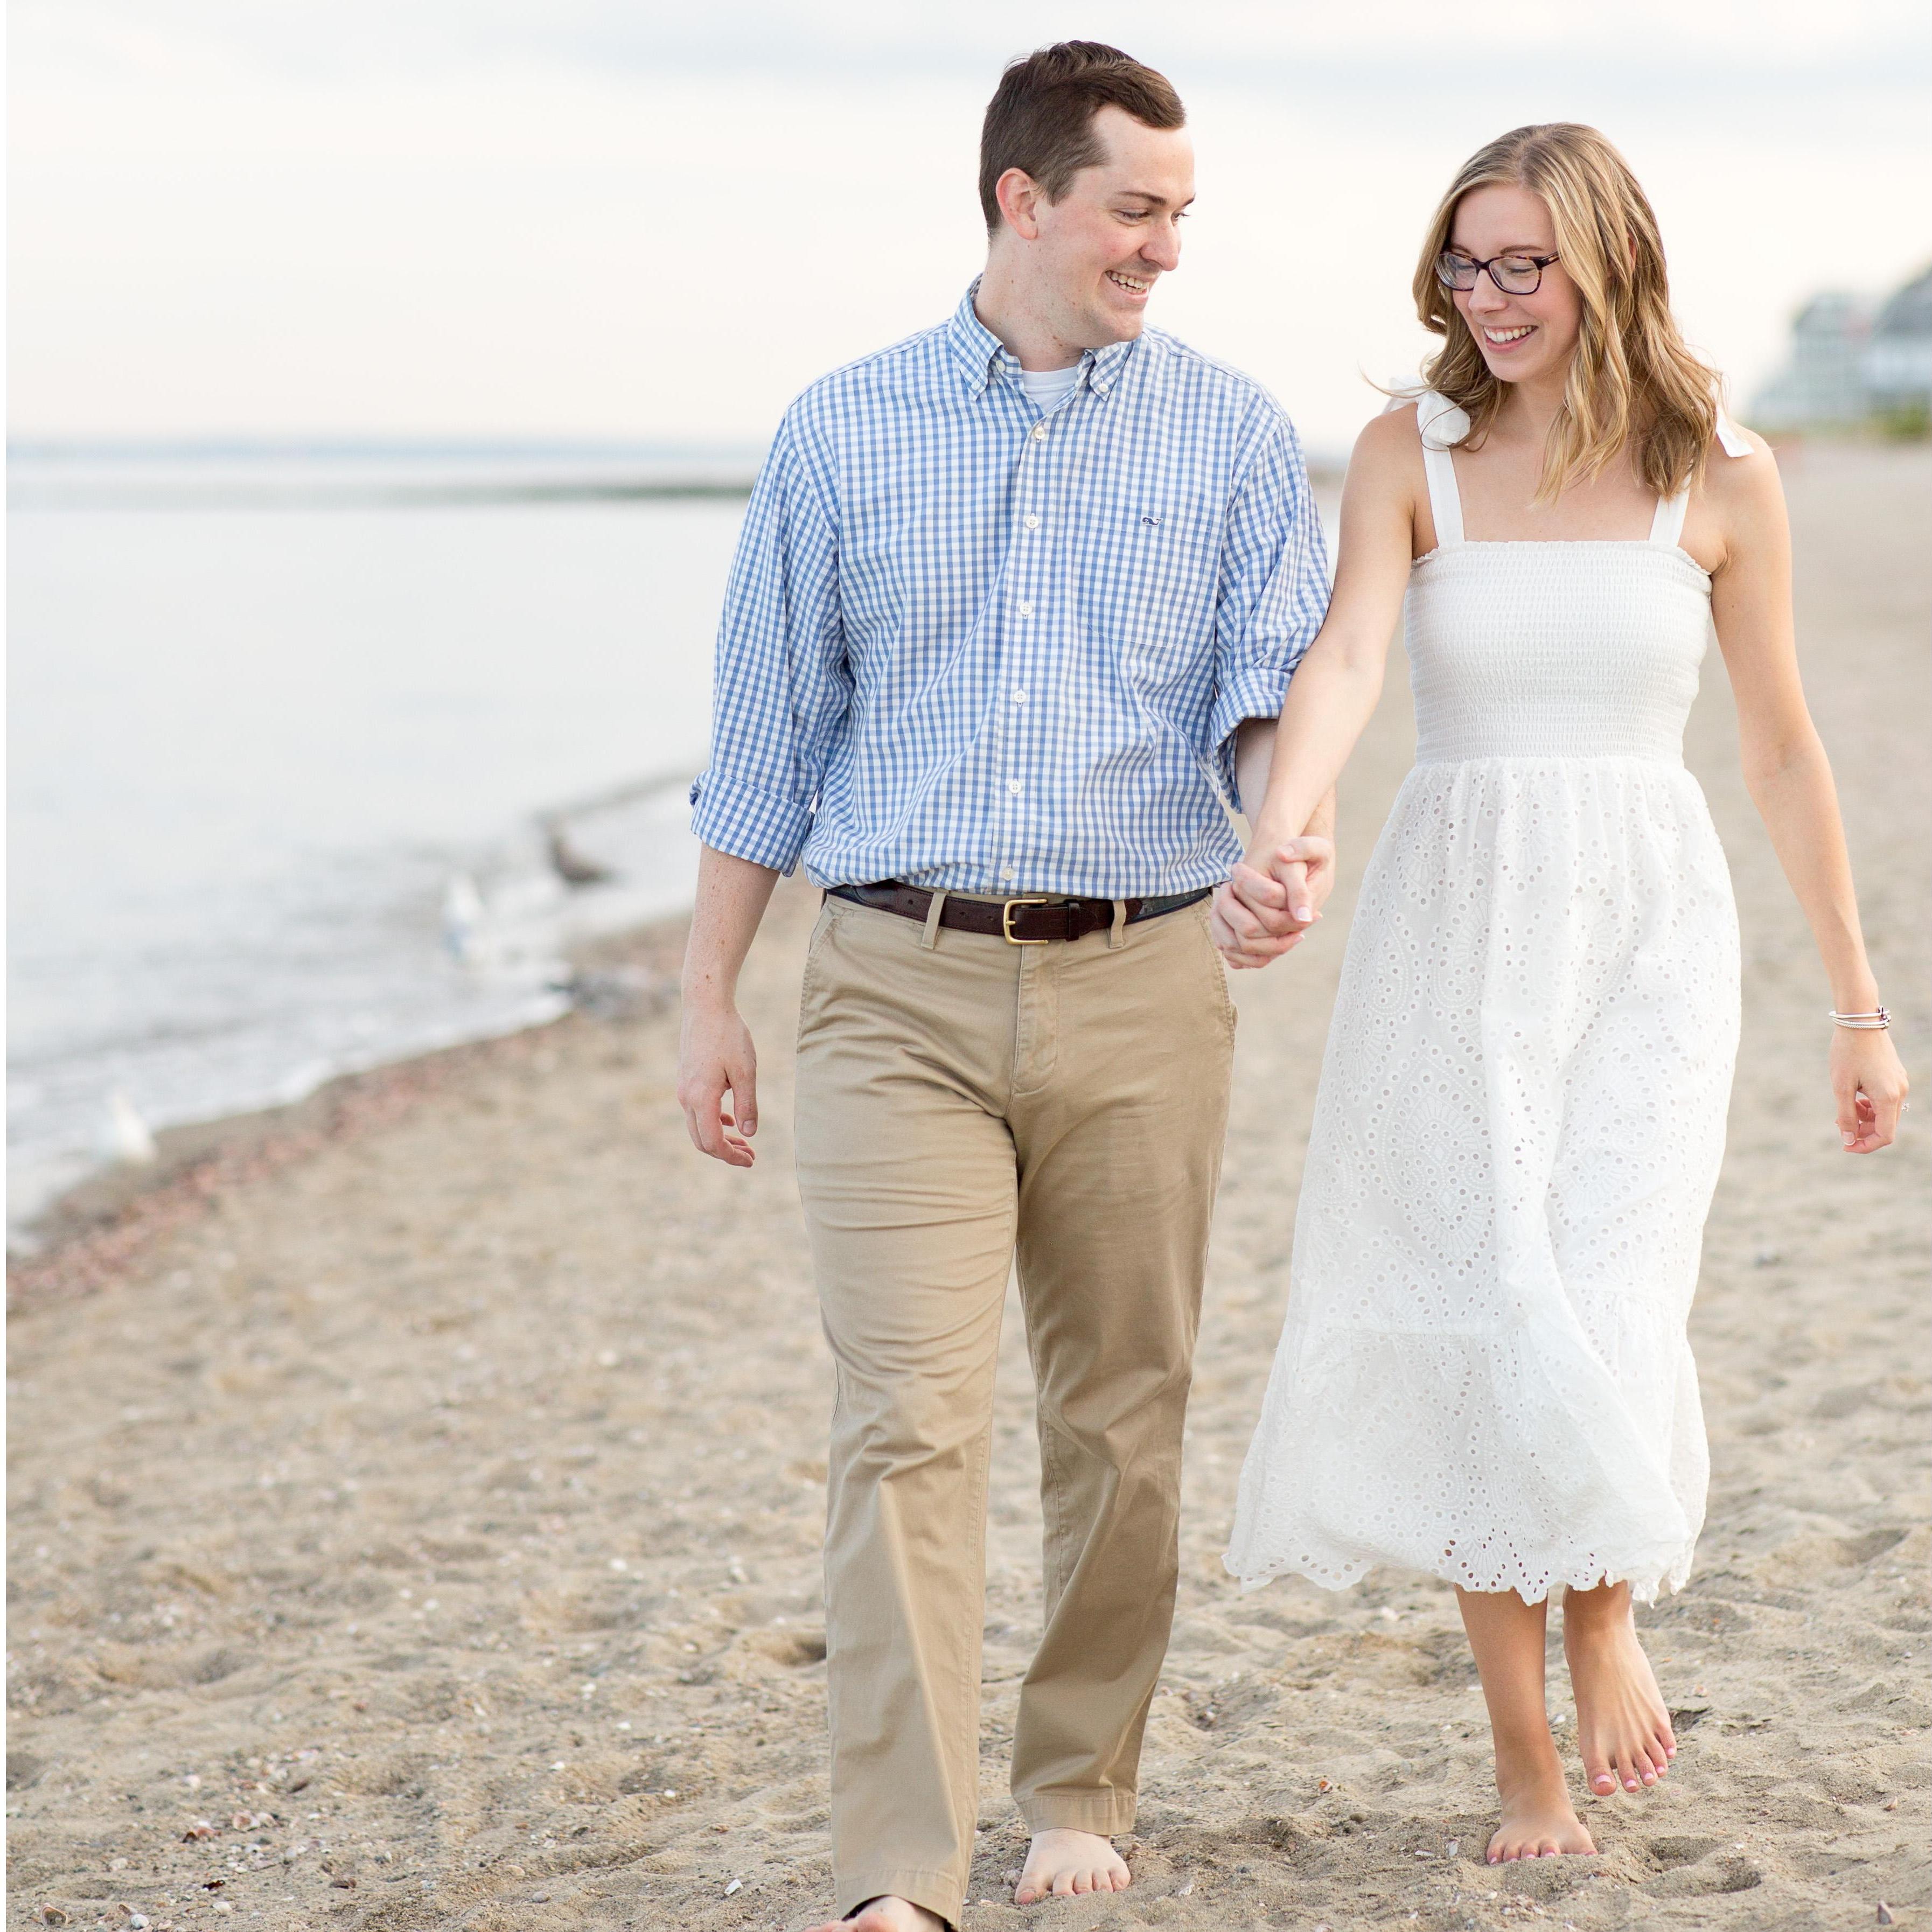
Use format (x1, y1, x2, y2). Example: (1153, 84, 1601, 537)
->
(1213, 408, 1420, 968)
(1706, 435, 1908, 1153)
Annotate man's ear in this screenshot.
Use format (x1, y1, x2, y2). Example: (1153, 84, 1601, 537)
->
(995, 167, 1045, 242)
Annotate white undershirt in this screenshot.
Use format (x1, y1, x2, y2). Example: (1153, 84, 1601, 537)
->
(1019, 365, 1082, 412)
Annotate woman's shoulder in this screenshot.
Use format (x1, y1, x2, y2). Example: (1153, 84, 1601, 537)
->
(1696, 420, 1784, 517)
(1685, 420, 1788, 573)
(1352, 397, 1430, 468)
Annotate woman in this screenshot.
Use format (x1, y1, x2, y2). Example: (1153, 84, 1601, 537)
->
(1216, 123, 1908, 1864)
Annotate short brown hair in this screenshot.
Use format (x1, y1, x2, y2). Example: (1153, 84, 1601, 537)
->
(978, 41, 1185, 233)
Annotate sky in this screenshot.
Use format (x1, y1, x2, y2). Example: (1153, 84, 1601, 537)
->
(10, 0, 1932, 456)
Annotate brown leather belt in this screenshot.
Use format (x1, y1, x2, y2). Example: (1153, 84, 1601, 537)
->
(827, 880, 1212, 945)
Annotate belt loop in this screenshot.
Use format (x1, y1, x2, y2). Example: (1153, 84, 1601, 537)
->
(919, 888, 949, 951)
(1107, 898, 1128, 950)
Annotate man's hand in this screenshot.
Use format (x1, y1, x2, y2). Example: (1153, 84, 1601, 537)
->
(677, 996, 760, 1167)
(676, 846, 780, 1166)
(1210, 834, 1336, 971)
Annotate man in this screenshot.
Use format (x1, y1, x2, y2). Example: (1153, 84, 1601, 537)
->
(678, 42, 1333, 1931)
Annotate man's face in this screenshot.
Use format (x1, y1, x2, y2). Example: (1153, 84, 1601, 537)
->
(1021, 105, 1195, 347)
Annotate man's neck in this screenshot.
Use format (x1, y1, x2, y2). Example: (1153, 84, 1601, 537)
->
(974, 256, 1088, 373)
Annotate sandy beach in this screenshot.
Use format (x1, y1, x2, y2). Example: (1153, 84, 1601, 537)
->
(8, 441, 1928, 1932)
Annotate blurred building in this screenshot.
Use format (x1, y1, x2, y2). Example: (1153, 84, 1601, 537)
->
(1748, 264, 1932, 433)
(1864, 266, 1932, 419)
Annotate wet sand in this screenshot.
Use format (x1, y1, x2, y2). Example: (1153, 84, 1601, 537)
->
(8, 441, 1928, 1931)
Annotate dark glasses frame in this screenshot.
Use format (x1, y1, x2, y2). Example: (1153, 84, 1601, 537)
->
(1436, 249, 1561, 296)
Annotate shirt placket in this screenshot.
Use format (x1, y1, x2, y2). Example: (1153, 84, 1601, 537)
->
(994, 395, 1064, 890)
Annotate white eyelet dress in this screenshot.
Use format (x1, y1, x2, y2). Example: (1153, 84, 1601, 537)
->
(1225, 394, 1748, 1605)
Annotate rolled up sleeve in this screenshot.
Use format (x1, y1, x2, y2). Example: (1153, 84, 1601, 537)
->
(689, 410, 848, 873)
(1208, 410, 1331, 769)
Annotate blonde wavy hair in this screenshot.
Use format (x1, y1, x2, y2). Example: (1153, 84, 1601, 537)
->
(1413, 123, 1719, 502)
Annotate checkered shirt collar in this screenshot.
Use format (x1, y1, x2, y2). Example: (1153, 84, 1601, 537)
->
(943, 278, 1142, 400)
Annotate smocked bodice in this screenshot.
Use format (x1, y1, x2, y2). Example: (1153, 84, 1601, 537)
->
(1400, 390, 1736, 767)
(1406, 540, 1713, 764)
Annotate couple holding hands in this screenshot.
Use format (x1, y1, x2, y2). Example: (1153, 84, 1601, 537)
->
(677, 40, 1906, 1932)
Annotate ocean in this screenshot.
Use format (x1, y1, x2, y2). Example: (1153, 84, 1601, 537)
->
(6, 446, 758, 1240)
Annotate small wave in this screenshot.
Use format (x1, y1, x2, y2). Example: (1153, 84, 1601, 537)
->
(6, 775, 700, 1247)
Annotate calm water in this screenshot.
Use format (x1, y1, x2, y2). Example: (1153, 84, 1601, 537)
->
(7, 452, 752, 1235)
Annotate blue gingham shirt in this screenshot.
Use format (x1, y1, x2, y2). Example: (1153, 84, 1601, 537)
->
(690, 282, 1329, 897)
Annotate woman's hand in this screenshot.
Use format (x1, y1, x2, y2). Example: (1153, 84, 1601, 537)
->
(1831, 1027, 1908, 1153)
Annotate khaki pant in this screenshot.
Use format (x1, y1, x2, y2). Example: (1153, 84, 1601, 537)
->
(793, 893, 1236, 1927)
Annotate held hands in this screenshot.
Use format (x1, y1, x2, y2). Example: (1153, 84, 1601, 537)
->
(677, 998, 759, 1167)
(1831, 1027, 1909, 1154)
(1210, 834, 1337, 971)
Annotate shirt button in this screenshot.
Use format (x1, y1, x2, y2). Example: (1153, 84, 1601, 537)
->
(1008, 779, 1023, 795)
(1017, 601, 1033, 617)
(1011, 688, 1027, 705)
(1002, 867, 1017, 882)
(1023, 514, 1040, 531)
(1031, 423, 1048, 442)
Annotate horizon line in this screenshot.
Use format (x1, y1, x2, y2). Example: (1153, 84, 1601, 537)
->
(8, 434, 770, 458)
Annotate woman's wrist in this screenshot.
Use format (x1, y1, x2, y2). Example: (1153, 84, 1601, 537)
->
(1830, 1009, 1892, 1035)
(1828, 978, 1883, 1016)
(1247, 800, 1319, 856)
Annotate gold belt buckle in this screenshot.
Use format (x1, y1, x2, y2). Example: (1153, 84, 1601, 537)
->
(1000, 896, 1051, 944)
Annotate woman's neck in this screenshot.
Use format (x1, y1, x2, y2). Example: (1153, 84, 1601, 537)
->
(1494, 366, 1571, 443)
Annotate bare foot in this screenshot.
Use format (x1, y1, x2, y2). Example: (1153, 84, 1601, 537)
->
(1564, 1583, 1677, 1797)
(804, 1896, 948, 1932)
(1488, 1735, 1597, 1864)
(1014, 1828, 1131, 1906)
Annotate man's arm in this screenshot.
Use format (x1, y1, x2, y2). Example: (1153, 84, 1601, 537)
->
(688, 416, 848, 874)
(677, 846, 781, 1167)
(1209, 410, 1331, 766)
(678, 407, 846, 1166)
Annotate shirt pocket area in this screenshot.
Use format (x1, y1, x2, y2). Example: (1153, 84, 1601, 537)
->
(1089, 498, 1220, 694)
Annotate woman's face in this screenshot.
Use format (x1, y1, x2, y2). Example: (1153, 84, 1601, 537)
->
(1446, 182, 1582, 387)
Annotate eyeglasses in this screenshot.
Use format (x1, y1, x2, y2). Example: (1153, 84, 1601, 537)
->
(1436, 249, 1560, 296)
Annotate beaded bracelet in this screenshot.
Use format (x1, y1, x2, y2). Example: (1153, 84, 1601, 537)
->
(1829, 1007, 1892, 1030)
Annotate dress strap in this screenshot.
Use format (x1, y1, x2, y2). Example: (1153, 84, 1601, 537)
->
(1413, 392, 1468, 547)
(1650, 411, 1749, 549)
(1421, 444, 1464, 547)
(1648, 490, 1689, 549)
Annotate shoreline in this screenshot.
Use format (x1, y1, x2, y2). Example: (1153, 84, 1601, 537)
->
(6, 761, 709, 1268)
(5, 911, 694, 1301)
